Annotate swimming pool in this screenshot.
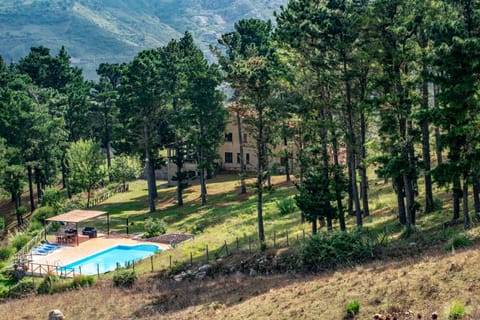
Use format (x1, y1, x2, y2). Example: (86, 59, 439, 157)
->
(61, 244, 161, 275)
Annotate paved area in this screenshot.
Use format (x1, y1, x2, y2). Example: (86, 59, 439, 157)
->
(30, 234, 169, 266)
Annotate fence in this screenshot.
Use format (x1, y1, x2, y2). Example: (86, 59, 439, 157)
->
(26, 262, 75, 278)
(13, 223, 53, 265)
(87, 184, 129, 208)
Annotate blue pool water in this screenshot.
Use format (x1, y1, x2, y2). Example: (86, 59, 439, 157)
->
(61, 244, 161, 275)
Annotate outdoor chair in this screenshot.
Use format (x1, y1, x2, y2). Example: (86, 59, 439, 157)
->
(82, 227, 97, 238)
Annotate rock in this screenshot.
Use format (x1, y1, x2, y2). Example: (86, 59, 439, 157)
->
(408, 242, 417, 247)
(249, 268, 257, 277)
(198, 264, 211, 273)
(48, 310, 65, 320)
(173, 272, 186, 282)
(195, 271, 207, 280)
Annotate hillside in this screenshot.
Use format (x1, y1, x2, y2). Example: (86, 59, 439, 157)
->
(0, 0, 286, 78)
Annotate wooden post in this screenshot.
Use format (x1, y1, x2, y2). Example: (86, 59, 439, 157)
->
(206, 245, 209, 262)
(150, 256, 154, 272)
(79, 266, 82, 275)
(224, 240, 229, 256)
(286, 230, 289, 246)
(248, 237, 251, 253)
(97, 264, 100, 278)
(126, 218, 129, 235)
(169, 255, 172, 268)
(274, 231, 276, 248)
(190, 252, 193, 265)
(236, 237, 239, 251)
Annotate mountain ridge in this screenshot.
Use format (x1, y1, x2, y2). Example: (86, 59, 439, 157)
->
(0, 0, 286, 78)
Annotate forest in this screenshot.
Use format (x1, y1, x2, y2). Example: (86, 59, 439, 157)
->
(1, 0, 479, 243)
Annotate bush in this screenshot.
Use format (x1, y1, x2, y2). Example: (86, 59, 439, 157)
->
(345, 300, 360, 318)
(0, 216, 5, 230)
(71, 275, 95, 288)
(444, 234, 472, 252)
(4, 280, 36, 299)
(301, 229, 375, 271)
(37, 272, 59, 294)
(449, 301, 466, 319)
(9, 232, 32, 252)
(0, 247, 13, 261)
(276, 198, 297, 216)
(113, 270, 137, 288)
(142, 218, 167, 238)
(31, 206, 56, 225)
(39, 187, 64, 213)
(15, 206, 28, 216)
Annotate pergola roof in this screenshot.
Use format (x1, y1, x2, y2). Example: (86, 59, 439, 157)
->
(46, 210, 108, 223)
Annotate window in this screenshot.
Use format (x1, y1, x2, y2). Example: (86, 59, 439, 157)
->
(243, 133, 248, 143)
(225, 152, 233, 163)
(225, 132, 233, 142)
(246, 153, 250, 164)
(237, 153, 241, 163)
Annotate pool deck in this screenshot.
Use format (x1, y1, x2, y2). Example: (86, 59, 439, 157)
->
(30, 234, 169, 267)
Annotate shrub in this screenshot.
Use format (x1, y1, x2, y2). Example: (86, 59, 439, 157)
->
(39, 187, 64, 213)
(4, 280, 36, 298)
(71, 274, 95, 288)
(0, 216, 5, 230)
(0, 247, 13, 261)
(345, 300, 361, 318)
(15, 206, 28, 216)
(301, 229, 375, 271)
(9, 232, 32, 252)
(31, 206, 56, 225)
(37, 272, 59, 294)
(113, 270, 137, 288)
(142, 217, 166, 238)
(444, 234, 472, 251)
(276, 198, 297, 216)
(449, 301, 466, 319)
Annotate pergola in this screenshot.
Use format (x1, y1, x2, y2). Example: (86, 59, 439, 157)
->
(45, 209, 109, 246)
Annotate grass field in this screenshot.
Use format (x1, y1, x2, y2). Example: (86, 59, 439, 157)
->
(2, 172, 480, 319)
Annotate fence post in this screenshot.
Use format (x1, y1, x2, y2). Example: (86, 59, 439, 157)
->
(126, 218, 129, 235)
(286, 230, 289, 246)
(206, 245, 209, 262)
(236, 237, 239, 251)
(303, 229, 305, 243)
(150, 256, 154, 272)
(190, 252, 193, 266)
(132, 260, 135, 271)
(274, 231, 276, 248)
(169, 255, 172, 268)
(248, 237, 251, 253)
(224, 240, 229, 256)
(97, 264, 100, 278)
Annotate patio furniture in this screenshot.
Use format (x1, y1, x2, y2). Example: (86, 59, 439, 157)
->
(82, 227, 97, 238)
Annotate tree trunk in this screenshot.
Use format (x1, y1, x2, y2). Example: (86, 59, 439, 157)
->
(87, 190, 91, 208)
(236, 111, 247, 194)
(331, 130, 346, 231)
(453, 176, 461, 220)
(394, 177, 407, 225)
(144, 123, 156, 213)
(105, 111, 113, 182)
(257, 107, 265, 243)
(28, 166, 35, 212)
(433, 84, 443, 165)
(284, 136, 291, 183)
(473, 177, 480, 219)
(359, 108, 370, 217)
(421, 79, 434, 213)
(463, 179, 471, 229)
(311, 217, 317, 235)
(200, 167, 207, 205)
